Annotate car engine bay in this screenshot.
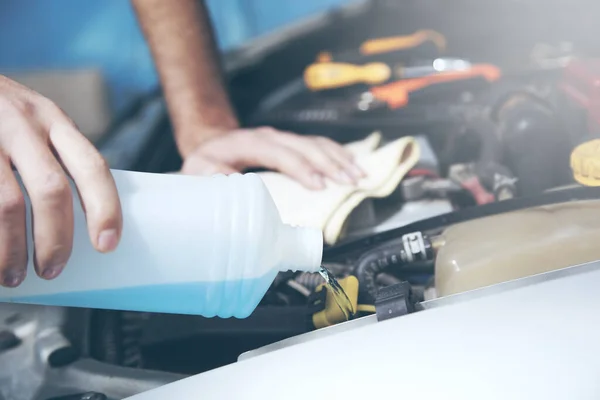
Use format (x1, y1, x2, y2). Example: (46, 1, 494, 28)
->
(5, 0, 600, 398)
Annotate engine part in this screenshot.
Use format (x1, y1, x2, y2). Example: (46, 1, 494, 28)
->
(292, 273, 324, 293)
(448, 163, 495, 205)
(341, 134, 449, 241)
(401, 176, 463, 201)
(37, 327, 79, 368)
(343, 197, 454, 241)
(374, 281, 415, 322)
(401, 175, 429, 200)
(89, 310, 147, 368)
(530, 41, 574, 70)
(291, 263, 349, 294)
(354, 232, 434, 302)
(325, 184, 600, 263)
(472, 162, 518, 201)
(493, 92, 571, 195)
(560, 58, 600, 135)
(445, 108, 518, 202)
(0, 304, 182, 400)
(571, 139, 600, 186)
(309, 275, 359, 329)
(435, 199, 600, 297)
(46, 393, 107, 400)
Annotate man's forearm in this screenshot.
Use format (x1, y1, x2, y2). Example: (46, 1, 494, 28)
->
(132, 0, 239, 157)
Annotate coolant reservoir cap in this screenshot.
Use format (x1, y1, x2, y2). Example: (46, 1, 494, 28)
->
(570, 139, 600, 186)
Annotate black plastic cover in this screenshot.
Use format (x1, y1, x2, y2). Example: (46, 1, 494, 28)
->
(374, 281, 415, 322)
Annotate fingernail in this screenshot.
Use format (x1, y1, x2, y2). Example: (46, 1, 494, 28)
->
(98, 229, 119, 252)
(3, 269, 25, 287)
(351, 163, 367, 178)
(337, 170, 354, 185)
(311, 173, 325, 190)
(42, 264, 64, 280)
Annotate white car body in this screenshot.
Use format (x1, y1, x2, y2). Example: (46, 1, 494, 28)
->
(128, 260, 600, 399)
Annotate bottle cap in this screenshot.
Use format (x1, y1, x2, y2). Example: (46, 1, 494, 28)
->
(570, 139, 600, 186)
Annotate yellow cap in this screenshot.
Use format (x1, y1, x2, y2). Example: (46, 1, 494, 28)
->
(571, 139, 600, 186)
(311, 275, 359, 329)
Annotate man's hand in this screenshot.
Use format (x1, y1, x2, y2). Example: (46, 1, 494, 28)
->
(180, 128, 364, 190)
(132, 0, 364, 189)
(0, 75, 122, 287)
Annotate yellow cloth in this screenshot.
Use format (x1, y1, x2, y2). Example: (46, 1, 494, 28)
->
(258, 132, 421, 245)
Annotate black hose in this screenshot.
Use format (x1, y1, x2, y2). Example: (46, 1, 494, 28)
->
(354, 232, 434, 303)
(89, 310, 147, 368)
(376, 273, 401, 287)
(493, 92, 572, 195)
(294, 273, 324, 292)
(293, 263, 349, 292)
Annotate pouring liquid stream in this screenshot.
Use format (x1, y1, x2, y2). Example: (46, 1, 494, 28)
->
(318, 266, 355, 320)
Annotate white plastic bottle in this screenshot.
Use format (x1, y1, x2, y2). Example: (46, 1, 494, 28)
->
(0, 170, 323, 318)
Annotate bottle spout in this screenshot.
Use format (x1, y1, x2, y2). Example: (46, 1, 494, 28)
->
(278, 225, 323, 273)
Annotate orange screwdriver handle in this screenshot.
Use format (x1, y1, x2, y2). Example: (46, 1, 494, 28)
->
(371, 64, 502, 109)
(360, 30, 447, 56)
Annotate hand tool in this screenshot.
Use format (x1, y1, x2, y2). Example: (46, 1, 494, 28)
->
(304, 58, 472, 91)
(315, 29, 447, 63)
(369, 64, 502, 109)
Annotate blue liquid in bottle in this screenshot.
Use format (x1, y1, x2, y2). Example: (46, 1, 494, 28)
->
(16, 271, 278, 319)
(0, 171, 323, 318)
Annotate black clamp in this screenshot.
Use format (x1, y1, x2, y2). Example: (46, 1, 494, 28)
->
(374, 282, 415, 322)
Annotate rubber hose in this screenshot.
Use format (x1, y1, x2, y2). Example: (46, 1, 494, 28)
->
(294, 273, 324, 292)
(376, 273, 401, 287)
(89, 310, 147, 368)
(293, 263, 349, 292)
(354, 234, 433, 303)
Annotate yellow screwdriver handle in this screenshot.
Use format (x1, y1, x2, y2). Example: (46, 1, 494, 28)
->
(360, 29, 447, 55)
(304, 62, 392, 91)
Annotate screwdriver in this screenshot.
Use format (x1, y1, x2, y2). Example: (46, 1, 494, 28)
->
(316, 29, 447, 62)
(369, 64, 502, 109)
(304, 58, 473, 91)
(360, 29, 447, 56)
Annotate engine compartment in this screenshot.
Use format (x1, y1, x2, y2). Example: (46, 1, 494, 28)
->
(6, 1, 600, 398)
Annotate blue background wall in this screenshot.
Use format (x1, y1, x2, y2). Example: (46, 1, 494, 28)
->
(0, 0, 351, 111)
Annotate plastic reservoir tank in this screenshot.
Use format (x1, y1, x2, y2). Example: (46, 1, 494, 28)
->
(435, 199, 600, 297)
